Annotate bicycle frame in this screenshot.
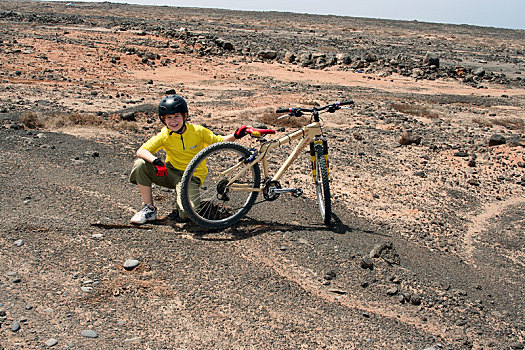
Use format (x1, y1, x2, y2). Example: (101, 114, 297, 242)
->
(180, 100, 352, 228)
(224, 121, 325, 192)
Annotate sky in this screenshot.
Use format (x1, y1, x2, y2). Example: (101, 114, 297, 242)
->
(42, 0, 525, 30)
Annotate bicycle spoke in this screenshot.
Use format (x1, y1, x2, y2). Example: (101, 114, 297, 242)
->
(180, 142, 260, 229)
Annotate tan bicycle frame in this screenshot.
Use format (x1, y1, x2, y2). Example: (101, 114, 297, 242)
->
(225, 121, 323, 192)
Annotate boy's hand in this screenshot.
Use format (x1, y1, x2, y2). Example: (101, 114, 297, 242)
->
(234, 125, 249, 139)
(152, 158, 167, 176)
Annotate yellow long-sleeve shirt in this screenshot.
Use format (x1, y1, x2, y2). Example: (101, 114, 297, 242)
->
(141, 123, 223, 183)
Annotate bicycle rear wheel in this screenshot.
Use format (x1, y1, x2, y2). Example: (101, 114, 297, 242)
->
(314, 143, 331, 224)
(180, 142, 261, 229)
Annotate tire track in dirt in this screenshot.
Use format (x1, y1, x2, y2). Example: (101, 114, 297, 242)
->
(68, 184, 136, 215)
(463, 196, 525, 267)
(233, 233, 455, 341)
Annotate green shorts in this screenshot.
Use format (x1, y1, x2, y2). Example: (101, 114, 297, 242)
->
(129, 159, 201, 218)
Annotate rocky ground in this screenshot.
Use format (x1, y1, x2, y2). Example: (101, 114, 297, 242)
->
(0, 1, 524, 349)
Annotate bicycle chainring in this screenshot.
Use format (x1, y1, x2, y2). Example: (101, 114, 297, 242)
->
(263, 180, 281, 201)
(216, 179, 230, 201)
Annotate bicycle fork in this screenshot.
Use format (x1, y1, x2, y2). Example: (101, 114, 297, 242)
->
(310, 138, 330, 182)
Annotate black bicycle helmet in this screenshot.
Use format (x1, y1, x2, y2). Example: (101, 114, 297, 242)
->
(158, 95, 188, 124)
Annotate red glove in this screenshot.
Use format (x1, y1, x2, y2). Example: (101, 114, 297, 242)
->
(152, 158, 167, 176)
(234, 125, 248, 139)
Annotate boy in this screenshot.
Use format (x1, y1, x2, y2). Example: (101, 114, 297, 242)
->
(129, 95, 248, 224)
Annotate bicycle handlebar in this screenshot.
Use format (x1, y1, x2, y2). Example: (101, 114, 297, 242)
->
(275, 100, 354, 115)
(275, 107, 293, 114)
(245, 127, 275, 138)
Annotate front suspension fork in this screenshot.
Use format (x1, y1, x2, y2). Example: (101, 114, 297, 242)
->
(309, 138, 329, 182)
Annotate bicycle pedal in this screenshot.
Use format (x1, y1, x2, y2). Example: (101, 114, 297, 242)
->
(292, 189, 303, 197)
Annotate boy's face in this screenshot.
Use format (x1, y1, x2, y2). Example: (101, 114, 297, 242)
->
(163, 113, 187, 131)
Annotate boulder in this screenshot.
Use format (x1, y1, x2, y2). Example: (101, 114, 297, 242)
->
(283, 51, 296, 63)
(423, 52, 440, 68)
(488, 134, 506, 146)
(336, 53, 352, 65)
(257, 50, 277, 60)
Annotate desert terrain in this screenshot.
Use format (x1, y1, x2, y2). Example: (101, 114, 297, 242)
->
(0, 1, 524, 349)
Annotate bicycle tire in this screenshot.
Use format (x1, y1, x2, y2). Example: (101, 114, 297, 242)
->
(314, 143, 332, 225)
(180, 142, 261, 229)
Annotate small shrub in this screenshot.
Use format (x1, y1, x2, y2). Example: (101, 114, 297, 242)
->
(492, 118, 524, 130)
(258, 111, 310, 129)
(391, 103, 440, 119)
(20, 112, 45, 129)
(472, 117, 493, 128)
(66, 112, 104, 126)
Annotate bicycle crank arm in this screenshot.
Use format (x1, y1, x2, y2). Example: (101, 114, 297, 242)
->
(269, 188, 303, 197)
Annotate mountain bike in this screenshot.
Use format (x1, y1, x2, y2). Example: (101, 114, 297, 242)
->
(180, 100, 354, 229)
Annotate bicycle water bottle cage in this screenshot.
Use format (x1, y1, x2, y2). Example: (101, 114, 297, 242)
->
(244, 148, 258, 163)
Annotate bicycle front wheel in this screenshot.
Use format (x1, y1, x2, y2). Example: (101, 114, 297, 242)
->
(314, 143, 332, 225)
(180, 142, 261, 229)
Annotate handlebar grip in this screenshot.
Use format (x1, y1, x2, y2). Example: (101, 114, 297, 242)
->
(275, 108, 292, 114)
(338, 100, 354, 106)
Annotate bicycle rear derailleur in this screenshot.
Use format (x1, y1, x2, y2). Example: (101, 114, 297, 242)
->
(263, 180, 303, 201)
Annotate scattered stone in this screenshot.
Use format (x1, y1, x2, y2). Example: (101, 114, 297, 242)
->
(399, 132, 422, 145)
(473, 67, 485, 77)
(257, 50, 277, 60)
(488, 134, 506, 146)
(80, 286, 93, 293)
(336, 53, 352, 65)
(510, 342, 525, 350)
(467, 178, 480, 186)
(216, 38, 234, 50)
(328, 288, 347, 295)
(360, 257, 374, 270)
(11, 321, 21, 332)
(410, 293, 422, 305)
(369, 242, 400, 265)
(81, 329, 98, 338)
(124, 337, 141, 344)
(283, 52, 296, 63)
(386, 286, 398, 296)
(423, 52, 440, 67)
(123, 259, 140, 271)
(454, 151, 469, 157)
(323, 270, 336, 280)
(45, 338, 58, 347)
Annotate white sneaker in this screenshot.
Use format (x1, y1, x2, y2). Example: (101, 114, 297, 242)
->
(130, 204, 157, 224)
